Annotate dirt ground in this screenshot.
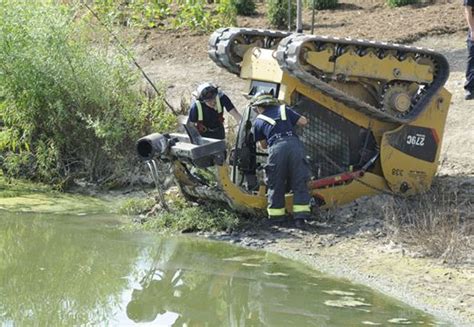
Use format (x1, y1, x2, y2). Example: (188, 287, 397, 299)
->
(135, 1, 473, 325)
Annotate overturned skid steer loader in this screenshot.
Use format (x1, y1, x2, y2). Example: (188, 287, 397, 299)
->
(137, 28, 451, 216)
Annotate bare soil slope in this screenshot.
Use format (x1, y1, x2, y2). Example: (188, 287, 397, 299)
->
(136, 1, 473, 325)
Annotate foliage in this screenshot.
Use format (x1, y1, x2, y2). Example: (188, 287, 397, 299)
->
(143, 202, 240, 233)
(233, 0, 256, 16)
(304, 0, 338, 10)
(150, 206, 239, 232)
(118, 197, 156, 216)
(92, 0, 236, 31)
(387, 0, 418, 7)
(172, 0, 218, 31)
(125, 192, 241, 232)
(217, 0, 238, 26)
(267, 0, 296, 30)
(0, 1, 176, 188)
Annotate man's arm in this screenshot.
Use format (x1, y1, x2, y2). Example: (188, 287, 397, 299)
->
(258, 140, 268, 149)
(188, 103, 197, 123)
(228, 108, 242, 123)
(287, 107, 308, 127)
(465, 6, 474, 40)
(296, 116, 308, 127)
(220, 93, 242, 122)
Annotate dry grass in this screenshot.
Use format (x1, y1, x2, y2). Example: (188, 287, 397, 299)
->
(382, 180, 473, 265)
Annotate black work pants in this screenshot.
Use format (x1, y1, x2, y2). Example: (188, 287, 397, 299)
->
(465, 39, 474, 93)
(265, 136, 311, 219)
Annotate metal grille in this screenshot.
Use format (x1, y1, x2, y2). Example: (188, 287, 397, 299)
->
(300, 112, 350, 178)
(293, 94, 362, 178)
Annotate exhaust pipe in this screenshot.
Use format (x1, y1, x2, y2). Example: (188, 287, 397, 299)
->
(136, 133, 170, 161)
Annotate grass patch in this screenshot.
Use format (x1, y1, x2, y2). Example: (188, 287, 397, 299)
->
(0, 174, 54, 198)
(118, 197, 156, 216)
(121, 190, 241, 233)
(0, 174, 113, 214)
(383, 180, 473, 264)
(142, 204, 240, 233)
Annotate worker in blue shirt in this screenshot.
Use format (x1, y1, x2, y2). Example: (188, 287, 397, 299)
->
(251, 93, 312, 228)
(188, 83, 242, 139)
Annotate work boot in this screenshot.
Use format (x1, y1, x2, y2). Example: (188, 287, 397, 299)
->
(465, 90, 474, 100)
(294, 219, 307, 229)
(266, 215, 287, 227)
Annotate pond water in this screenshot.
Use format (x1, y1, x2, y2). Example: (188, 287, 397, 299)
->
(0, 211, 446, 326)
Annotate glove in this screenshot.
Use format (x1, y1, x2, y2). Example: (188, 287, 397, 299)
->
(196, 122, 207, 134)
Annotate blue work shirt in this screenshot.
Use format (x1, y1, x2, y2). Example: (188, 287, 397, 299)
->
(253, 105, 301, 147)
(188, 93, 235, 129)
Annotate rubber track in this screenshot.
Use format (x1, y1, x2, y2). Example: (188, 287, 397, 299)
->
(208, 28, 450, 124)
(276, 34, 450, 123)
(208, 27, 291, 75)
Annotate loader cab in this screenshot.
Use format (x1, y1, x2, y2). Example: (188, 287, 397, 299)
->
(231, 79, 380, 194)
(248, 80, 280, 98)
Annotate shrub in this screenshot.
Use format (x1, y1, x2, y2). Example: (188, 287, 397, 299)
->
(0, 2, 176, 188)
(267, 0, 296, 30)
(142, 202, 240, 233)
(173, 0, 219, 31)
(305, 0, 338, 10)
(217, 0, 238, 26)
(92, 0, 237, 31)
(234, 0, 256, 16)
(387, 0, 418, 7)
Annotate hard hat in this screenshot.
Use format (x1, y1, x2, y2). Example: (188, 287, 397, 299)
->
(249, 92, 280, 108)
(196, 82, 218, 101)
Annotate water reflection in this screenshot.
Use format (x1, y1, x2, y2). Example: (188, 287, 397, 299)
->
(126, 240, 330, 326)
(0, 212, 141, 326)
(0, 212, 444, 326)
(125, 238, 440, 326)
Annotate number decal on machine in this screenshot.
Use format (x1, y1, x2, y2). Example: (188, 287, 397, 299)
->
(391, 168, 404, 176)
(406, 134, 425, 146)
(387, 126, 437, 163)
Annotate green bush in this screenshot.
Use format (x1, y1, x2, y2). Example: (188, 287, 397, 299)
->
(305, 0, 338, 10)
(234, 0, 256, 16)
(0, 2, 176, 188)
(267, 0, 296, 30)
(217, 0, 238, 26)
(93, 0, 236, 31)
(173, 0, 223, 31)
(142, 204, 240, 233)
(387, 0, 418, 7)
